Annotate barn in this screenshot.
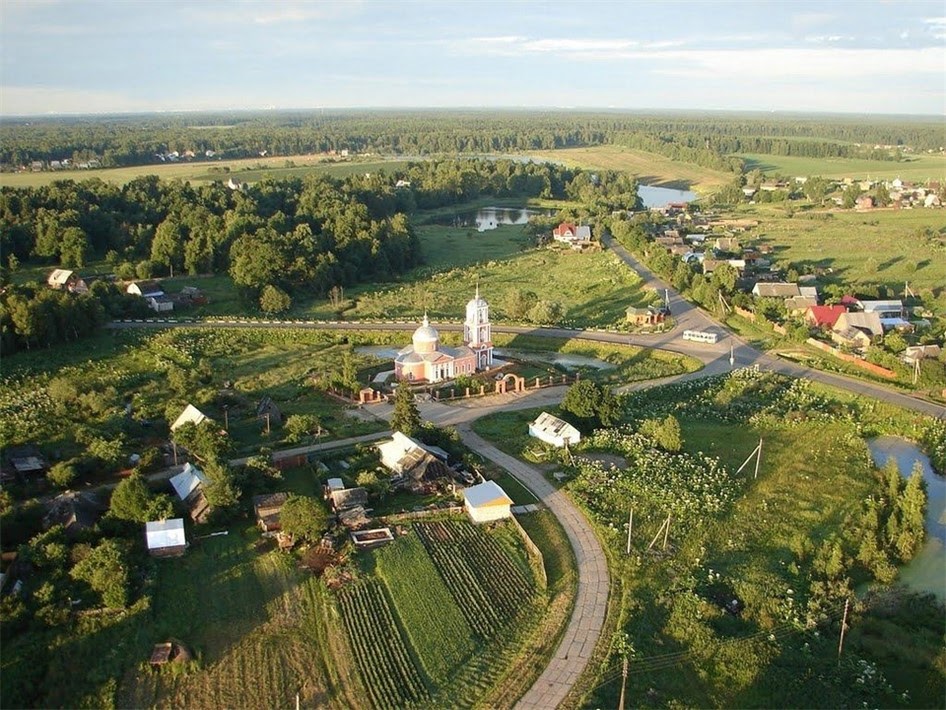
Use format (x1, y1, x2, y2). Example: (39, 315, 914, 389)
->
(145, 518, 187, 557)
(529, 412, 581, 448)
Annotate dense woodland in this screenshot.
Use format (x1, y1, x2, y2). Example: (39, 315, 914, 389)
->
(0, 158, 639, 355)
(2, 111, 942, 170)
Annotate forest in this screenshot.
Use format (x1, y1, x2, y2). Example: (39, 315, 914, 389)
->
(2, 110, 942, 171)
(0, 158, 642, 355)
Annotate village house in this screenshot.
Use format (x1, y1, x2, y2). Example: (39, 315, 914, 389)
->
(463, 481, 513, 524)
(46, 269, 89, 293)
(529, 412, 581, 448)
(714, 236, 741, 253)
(784, 296, 819, 315)
(832, 311, 884, 349)
(127, 280, 174, 313)
(377, 431, 452, 491)
(253, 492, 289, 533)
(552, 222, 592, 245)
(145, 518, 187, 558)
(751, 282, 801, 299)
(43, 491, 106, 537)
(805, 305, 847, 330)
(169, 463, 210, 524)
(170, 404, 210, 433)
(4, 445, 48, 482)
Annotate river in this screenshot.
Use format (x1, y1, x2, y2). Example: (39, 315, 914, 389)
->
(868, 436, 945, 600)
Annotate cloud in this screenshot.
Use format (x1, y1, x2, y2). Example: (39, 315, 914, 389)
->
(924, 16, 946, 39)
(790, 12, 836, 32)
(184, 0, 362, 27)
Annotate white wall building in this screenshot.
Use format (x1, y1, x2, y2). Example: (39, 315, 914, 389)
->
(463, 481, 513, 523)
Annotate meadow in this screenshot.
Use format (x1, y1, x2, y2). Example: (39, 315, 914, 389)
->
(735, 152, 946, 182)
(0, 155, 410, 189)
(735, 205, 946, 309)
(523, 145, 733, 193)
(472, 370, 946, 709)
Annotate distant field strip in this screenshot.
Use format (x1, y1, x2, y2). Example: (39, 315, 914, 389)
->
(523, 145, 733, 192)
(735, 152, 946, 181)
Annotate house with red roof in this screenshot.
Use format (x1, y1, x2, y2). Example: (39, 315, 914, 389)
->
(805, 305, 847, 330)
(552, 222, 592, 245)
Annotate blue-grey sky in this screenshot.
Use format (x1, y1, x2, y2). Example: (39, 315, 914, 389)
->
(2, 0, 944, 116)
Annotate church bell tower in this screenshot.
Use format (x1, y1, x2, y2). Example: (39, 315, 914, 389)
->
(464, 285, 493, 370)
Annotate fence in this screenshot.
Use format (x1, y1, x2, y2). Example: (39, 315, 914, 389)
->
(806, 338, 898, 379)
(509, 514, 548, 591)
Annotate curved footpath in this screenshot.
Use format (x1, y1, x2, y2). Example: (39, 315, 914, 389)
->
(457, 424, 608, 710)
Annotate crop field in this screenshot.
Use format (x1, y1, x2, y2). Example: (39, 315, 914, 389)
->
(0, 155, 410, 188)
(332, 520, 547, 709)
(735, 152, 946, 182)
(112, 531, 352, 710)
(373, 534, 476, 682)
(522, 145, 733, 193)
(414, 520, 536, 638)
(736, 205, 946, 310)
(336, 580, 430, 709)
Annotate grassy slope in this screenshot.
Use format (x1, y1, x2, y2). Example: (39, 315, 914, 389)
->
(523, 145, 733, 193)
(735, 152, 946, 182)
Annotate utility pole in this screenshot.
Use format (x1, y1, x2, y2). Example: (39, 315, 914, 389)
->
(618, 657, 628, 710)
(913, 358, 920, 386)
(838, 597, 850, 663)
(662, 514, 671, 551)
(753, 438, 763, 479)
(223, 405, 229, 432)
(729, 342, 735, 368)
(172, 440, 178, 466)
(628, 509, 635, 551)
(265, 412, 271, 435)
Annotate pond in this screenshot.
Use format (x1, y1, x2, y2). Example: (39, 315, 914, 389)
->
(432, 206, 552, 232)
(494, 348, 615, 371)
(868, 436, 945, 600)
(638, 184, 697, 208)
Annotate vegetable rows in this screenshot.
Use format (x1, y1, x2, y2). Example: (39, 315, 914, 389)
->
(414, 520, 535, 639)
(336, 580, 429, 709)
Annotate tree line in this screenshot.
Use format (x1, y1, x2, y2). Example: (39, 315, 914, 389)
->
(2, 110, 941, 170)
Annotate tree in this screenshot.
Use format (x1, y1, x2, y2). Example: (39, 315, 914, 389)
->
(357, 470, 392, 499)
(279, 495, 329, 542)
(561, 380, 603, 425)
(70, 539, 130, 609)
(259, 284, 292, 314)
(59, 226, 90, 268)
(203, 460, 240, 511)
(151, 218, 185, 277)
(712, 263, 738, 294)
(639, 415, 683, 452)
(87, 436, 125, 469)
(391, 384, 422, 436)
(895, 463, 927, 561)
(173, 420, 230, 462)
(284, 414, 320, 444)
(109, 473, 174, 523)
(47, 461, 78, 489)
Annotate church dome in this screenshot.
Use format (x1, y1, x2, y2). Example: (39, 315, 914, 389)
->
(412, 315, 440, 352)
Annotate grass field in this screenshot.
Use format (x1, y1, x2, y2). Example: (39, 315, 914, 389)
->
(473, 371, 946, 708)
(333, 243, 659, 328)
(735, 152, 946, 182)
(523, 145, 733, 193)
(732, 204, 946, 309)
(0, 155, 410, 188)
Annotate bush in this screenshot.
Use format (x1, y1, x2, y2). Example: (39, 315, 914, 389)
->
(47, 461, 78, 489)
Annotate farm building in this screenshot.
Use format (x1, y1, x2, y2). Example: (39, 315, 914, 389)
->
(903, 345, 942, 365)
(463, 481, 513, 523)
(377, 431, 452, 490)
(330, 487, 369, 512)
(751, 282, 801, 299)
(127, 280, 174, 313)
(170, 404, 210, 433)
(145, 518, 187, 557)
(256, 396, 283, 428)
(169, 463, 210, 523)
(253, 492, 290, 533)
(529, 412, 581, 448)
(4, 445, 48, 481)
(46, 269, 89, 293)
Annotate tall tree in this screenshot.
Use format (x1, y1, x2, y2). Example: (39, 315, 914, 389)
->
(391, 383, 422, 436)
(279, 495, 328, 542)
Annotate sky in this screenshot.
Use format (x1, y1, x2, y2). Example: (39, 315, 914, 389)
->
(1, 0, 944, 116)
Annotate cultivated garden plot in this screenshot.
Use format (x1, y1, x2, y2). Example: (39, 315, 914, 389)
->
(333, 520, 544, 710)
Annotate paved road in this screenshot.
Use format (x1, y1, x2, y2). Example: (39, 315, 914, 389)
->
(456, 424, 609, 710)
